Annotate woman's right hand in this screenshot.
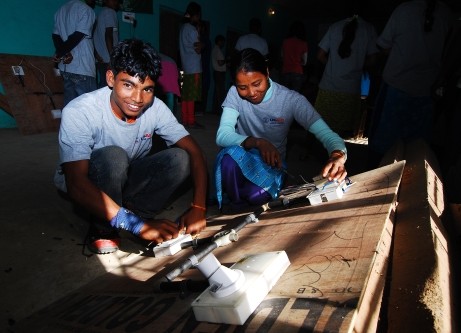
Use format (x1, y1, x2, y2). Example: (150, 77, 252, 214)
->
(255, 138, 282, 169)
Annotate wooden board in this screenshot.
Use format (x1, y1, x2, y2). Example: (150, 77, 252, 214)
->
(0, 54, 63, 135)
(386, 140, 453, 332)
(15, 161, 405, 332)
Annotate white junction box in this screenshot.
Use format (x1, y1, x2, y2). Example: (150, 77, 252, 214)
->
(153, 233, 192, 257)
(192, 251, 290, 325)
(122, 11, 135, 23)
(51, 109, 62, 119)
(307, 179, 352, 205)
(12, 65, 24, 76)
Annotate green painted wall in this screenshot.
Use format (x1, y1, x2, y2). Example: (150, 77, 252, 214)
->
(0, 0, 294, 58)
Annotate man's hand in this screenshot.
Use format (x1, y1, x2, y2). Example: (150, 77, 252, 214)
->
(138, 219, 181, 244)
(52, 54, 61, 63)
(53, 53, 73, 64)
(62, 53, 73, 64)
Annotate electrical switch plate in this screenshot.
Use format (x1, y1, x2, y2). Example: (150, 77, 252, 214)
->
(122, 11, 135, 23)
(12, 66, 24, 76)
(51, 109, 62, 119)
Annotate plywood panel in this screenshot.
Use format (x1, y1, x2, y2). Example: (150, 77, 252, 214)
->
(15, 161, 405, 332)
(0, 54, 63, 135)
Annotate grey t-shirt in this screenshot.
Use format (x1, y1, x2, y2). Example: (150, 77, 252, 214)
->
(54, 87, 189, 191)
(222, 80, 321, 158)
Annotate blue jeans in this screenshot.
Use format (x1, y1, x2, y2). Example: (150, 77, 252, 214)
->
(61, 72, 97, 107)
(88, 146, 190, 219)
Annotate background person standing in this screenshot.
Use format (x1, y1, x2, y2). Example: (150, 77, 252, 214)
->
(235, 17, 269, 58)
(52, 0, 97, 106)
(157, 53, 181, 116)
(93, 0, 120, 88)
(211, 34, 226, 114)
(280, 20, 308, 93)
(368, 0, 454, 165)
(179, 1, 203, 128)
(315, 7, 378, 138)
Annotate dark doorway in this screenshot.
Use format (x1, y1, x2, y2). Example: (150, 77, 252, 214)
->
(159, 6, 183, 65)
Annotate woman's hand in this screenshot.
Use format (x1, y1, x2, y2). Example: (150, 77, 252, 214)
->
(253, 138, 282, 169)
(321, 150, 347, 182)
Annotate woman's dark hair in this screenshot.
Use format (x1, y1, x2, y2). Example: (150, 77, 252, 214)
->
(338, 16, 358, 59)
(110, 39, 162, 82)
(230, 48, 268, 81)
(288, 20, 306, 40)
(185, 2, 201, 17)
(424, 0, 437, 32)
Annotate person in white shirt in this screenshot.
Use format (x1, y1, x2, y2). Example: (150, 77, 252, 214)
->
(93, 0, 120, 87)
(211, 34, 227, 114)
(368, 0, 454, 165)
(52, 0, 97, 106)
(235, 17, 268, 58)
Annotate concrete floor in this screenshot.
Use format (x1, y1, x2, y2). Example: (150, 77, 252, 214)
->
(0, 113, 372, 332)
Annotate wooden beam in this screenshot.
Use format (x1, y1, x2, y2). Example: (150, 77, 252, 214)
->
(385, 139, 454, 332)
(0, 54, 63, 135)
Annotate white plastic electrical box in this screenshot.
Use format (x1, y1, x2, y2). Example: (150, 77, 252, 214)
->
(153, 233, 192, 257)
(192, 251, 290, 325)
(11, 65, 24, 76)
(122, 11, 135, 23)
(307, 179, 352, 205)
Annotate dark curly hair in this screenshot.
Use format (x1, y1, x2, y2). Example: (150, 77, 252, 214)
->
(110, 39, 162, 82)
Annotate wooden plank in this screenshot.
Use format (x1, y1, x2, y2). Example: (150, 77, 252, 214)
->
(386, 139, 454, 332)
(15, 161, 405, 332)
(0, 54, 63, 135)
